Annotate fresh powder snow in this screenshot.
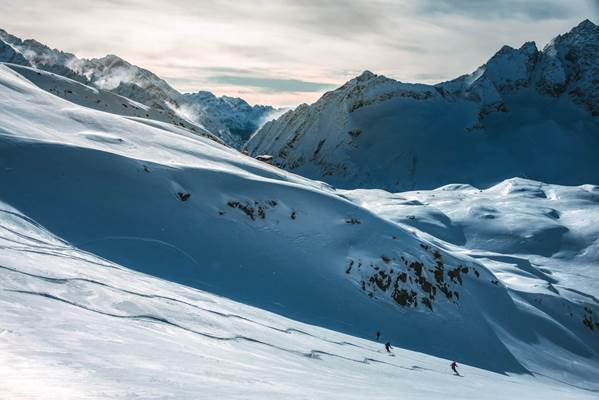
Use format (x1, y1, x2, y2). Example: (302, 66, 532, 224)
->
(0, 61, 598, 398)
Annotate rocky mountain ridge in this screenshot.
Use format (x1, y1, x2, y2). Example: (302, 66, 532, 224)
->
(0, 28, 277, 147)
(246, 20, 599, 191)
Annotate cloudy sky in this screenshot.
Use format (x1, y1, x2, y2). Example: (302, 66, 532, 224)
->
(1, 0, 597, 106)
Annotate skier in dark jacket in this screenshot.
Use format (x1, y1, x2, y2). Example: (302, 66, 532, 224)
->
(450, 361, 459, 375)
(376, 331, 381, 341)
(385, 341, 392, 353)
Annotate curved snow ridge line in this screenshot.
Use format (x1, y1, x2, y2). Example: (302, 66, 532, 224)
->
(0, 233, 95, 257)
(510, 291, 597, 354)
(0, 208, 68, 245)
(0, 245, 122, 270)
(0, 231, 70, 250)
(5, 289, 409, 370)
(0, 223, 62, 247)
(0, 265, 368, 349)
(75, 236, 202, 268)
(0, 236, 69, 252)
(468, 252, 558, 284)
(0, 263, 221, 308)
(561, 287, 599, 304)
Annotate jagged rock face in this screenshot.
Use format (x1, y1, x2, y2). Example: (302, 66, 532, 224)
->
(247, 20, 599, 191)
(83, 55, 182, 107)
(446, 20, 599, 116)
(0, 29, 272, 148)
(0, 30, 191, 120)
(0, 39, 30, 66)
(182, 91, 278, 148)
(537, 19, 599, 116)
(0, 30, 87, 83)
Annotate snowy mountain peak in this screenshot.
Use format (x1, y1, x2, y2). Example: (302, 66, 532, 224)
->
(569, 18, 598, 36)
(493, 41, 538, 88)
(355, 70, 377, 81)
(247, 21, 599, 191)
(0, 28, 276, 148)
(519, 41, 539, 55)
(493, 41, 538, 58)
(95, 53, 129, 64)
(545, 19, 598, 51)
(0, 28, 14, 41)
(536, 19, 599, 114)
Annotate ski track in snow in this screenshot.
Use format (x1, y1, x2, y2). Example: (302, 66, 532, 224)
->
(1, 230, 597, 399)
(1, 263, 368, 349)
(76, 236, 203, 268)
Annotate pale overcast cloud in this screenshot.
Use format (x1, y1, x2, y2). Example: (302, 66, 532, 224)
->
(0, 0, 596, 106)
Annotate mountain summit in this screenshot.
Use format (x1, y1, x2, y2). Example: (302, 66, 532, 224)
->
(246, 20, 599, 191)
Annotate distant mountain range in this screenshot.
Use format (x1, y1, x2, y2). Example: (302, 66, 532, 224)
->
(0, 28, 278, 148)
(2, 21, 598, 190)
(247, 20, 599, 191)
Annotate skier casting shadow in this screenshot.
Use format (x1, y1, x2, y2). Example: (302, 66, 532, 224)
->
(385, 341, 393, 353)
(450, 361, 461, 376)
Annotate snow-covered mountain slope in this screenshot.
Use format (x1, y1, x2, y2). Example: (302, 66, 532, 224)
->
(342, 178, 599, 304)
(2, 63, 219, 141)
(0, 28, 181, 109)
(246, 20, 599, 191)
(2, 204, 596, 400)
(182, 90, 281, 148)
(1, 64, 598, 395)
(0, 39, 29, 65)
(0, 29, 84, 82)
(0, 29, 276, 147)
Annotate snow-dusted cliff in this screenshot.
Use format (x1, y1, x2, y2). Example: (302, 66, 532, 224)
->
(182, 90, 280, 148)
(246, 20, 599, 191)
(0, 29, 276, 147)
